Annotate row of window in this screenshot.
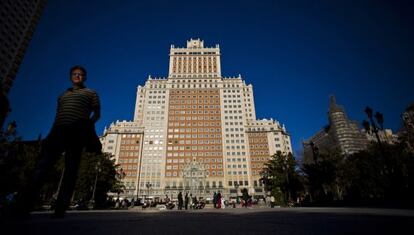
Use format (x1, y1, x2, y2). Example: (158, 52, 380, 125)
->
(225, 152, 246, 156)
(170, 99, 219, 104)
(225, 145, 246, 150)
(170, 110, 220, 114)
(166, 151, 222, 157)
(228, 181, 249, 186)
(169, 116, 221, 121)
(250, 144, 269, 148)
(147, 90, 166, 94)
(165, 180, 223, 188)
(225, 139, 245, 143)
(173, 52, 216, 55)
(250, 151, 270, 156)
(224, 128, 244, 132)
(227, 164, 247, 169)
(147, 100, 165, 104)
(166, 171, 222, 177)
(171, 84, 218, 88)
(168, 128, 221, 133)
(121, 139, 140, 145)
(227, 171, 248, 175)
(223, 99, 242, 103)
(119, 151, 139, 157)
(140, 172, 162, 176)
(146, 111, 165, 115)
(143, 146, 164, 151)
(171, 75, 219, 78)
(168, 139, 222, 144)
(167, 146, 222, 151)
(249, 138, 267, 144)
(147, 95, 165, 99)
(224, 122, 244, 126)
(146, 117, 165, 121)
(168, 121, 220, 127)
(145, 140, 163, 145)
(146, 105, 165, 109)
(251, 164, 265, 168)
(118, 158, 138, 163)
(169, 105, 220, 109)
(167, 134, 221, 139)
(224, 115, 243, 120)
(224, 105, 242, 109)
(166, 164, 222, 170)
(225, 133, 245, 138)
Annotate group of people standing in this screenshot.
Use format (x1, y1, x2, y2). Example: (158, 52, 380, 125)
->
(213, 192, 226, 209)
(176, 192, 203, 210)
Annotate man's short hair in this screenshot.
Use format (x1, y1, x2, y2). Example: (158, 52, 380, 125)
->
(70, 65, 87, 80)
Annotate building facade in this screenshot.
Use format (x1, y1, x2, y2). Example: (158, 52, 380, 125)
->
(0, 0, 47, 127)
(400, 102, 414, 152)
(101, 39, 292, 200)
(303, 96, 369, 162)
(0, 0, 47, 93)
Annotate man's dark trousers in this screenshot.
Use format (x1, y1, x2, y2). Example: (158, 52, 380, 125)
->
(23, 121, 89, 215)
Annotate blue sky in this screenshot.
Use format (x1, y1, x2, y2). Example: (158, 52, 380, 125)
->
(6, 0, 414, 154)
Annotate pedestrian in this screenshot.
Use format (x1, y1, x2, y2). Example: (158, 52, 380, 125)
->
(270, 195, 275, 208)
(216, 192, 222, 209)
(189, 194, 193, 209)
(242, 189, 249, 208)
(213, 192, 217, 208)
(184, 192, 189, 210)
(177, 192, 183, 210)
(193, 195, 198, 209)
(15, 65, 101, 218)
(130, 198, 135, 208)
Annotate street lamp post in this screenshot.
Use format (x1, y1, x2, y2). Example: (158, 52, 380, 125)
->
(363, 106, 390, 175)
(363, 106, 384, 146)
(116, 168, 126, 201)
(283, 155, 291, 204)
(234, 182, 239, 204)
(145, 182, 152, 200)
(90, 161, 101, 208)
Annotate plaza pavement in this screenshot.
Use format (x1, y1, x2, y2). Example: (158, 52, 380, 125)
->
(3, 207, 414, 235)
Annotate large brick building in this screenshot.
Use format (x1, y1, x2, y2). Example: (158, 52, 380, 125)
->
(101, 39, 292, 200)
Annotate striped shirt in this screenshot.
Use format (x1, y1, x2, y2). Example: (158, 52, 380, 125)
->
(53, 86, 100, 127)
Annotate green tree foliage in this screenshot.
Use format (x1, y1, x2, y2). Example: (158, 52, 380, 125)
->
(73, 152, 120, 208)
(0, 125, 122, 209)
(344, 141, 414, 206)
(260, 152, 303, 206)
(301, 149, 346, 203)
(0, 130, 40, 200)
(301, 140, 414, 207)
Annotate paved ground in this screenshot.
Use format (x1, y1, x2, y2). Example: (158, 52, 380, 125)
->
(3, 207, 414, 235)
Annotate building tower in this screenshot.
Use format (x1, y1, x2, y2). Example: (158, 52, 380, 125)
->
(303, 96, 369, 161)
(102, 39, 292, 200)
(0, 0, 48, 127)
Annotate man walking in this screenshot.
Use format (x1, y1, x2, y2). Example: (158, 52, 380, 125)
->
(17, 65, 101, 218)
(184, 192, 189, 210)
(177, 192, 183, 210)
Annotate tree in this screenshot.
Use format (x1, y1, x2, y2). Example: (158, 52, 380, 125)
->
(301, 149, 346, 204)
(0, 127, 41, 201)
(344, 141, 414, 206)
(73, 152, 121, 209)
(261, 151, 302, 206)
(0, 123, 122, 210)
